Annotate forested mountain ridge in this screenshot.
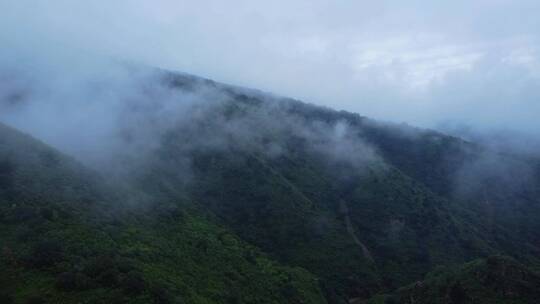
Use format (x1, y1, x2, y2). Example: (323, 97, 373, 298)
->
(375, 255, 540, 304)
(0, 122, 327, 304)
(1, 69, 540, 303)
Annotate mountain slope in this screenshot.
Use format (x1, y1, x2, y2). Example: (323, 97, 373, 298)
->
(0, 122, 327, 304)
(377, 255, 540, 304)
(154, 72, 540, 300)
(1, 69, 540, 303)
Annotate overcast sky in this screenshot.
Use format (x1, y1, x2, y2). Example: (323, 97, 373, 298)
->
(1, 1, 539, 134)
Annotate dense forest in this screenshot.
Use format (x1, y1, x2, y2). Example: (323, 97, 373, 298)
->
(1, 70, 540, 303)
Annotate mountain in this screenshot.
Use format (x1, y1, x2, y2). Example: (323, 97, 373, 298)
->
(0, 122, 326, 303)
(1, 69, 540, 303)
(368, 255, 540, 304)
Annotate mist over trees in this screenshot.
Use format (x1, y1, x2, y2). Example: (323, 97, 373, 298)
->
(1, 2, 540, 303)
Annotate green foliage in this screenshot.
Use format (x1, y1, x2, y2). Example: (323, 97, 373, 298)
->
(0, 123, 326, 304)
(391, 256, 540, 304)
(2, 71, 540, 304)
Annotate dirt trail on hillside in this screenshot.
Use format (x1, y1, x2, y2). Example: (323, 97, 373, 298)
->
(339, 200, 374, 263)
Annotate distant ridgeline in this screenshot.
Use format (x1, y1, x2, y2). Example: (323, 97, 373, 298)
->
(1, 69, 540, 303)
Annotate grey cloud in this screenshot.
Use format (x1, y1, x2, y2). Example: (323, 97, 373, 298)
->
(1, 1, 539, 145)
(0, 50, 379, 186)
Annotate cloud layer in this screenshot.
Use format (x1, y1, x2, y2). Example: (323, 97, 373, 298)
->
(1, 1, 539, 134)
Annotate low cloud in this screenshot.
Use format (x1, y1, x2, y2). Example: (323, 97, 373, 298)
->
(0, 52, 379, 183)
(1, 1, 539, 137)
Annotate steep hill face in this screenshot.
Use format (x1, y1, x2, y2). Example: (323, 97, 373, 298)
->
(1, 69, 540, 303)
(153, 72, 540, 301)
(383, 255, 540, 304)
(0, 122, 327, 304)
(145, 101, 483, 296)
(355, 119, 540, 269)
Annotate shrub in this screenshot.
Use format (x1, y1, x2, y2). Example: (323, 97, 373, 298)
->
(108, 290, 127, 304)
(384, 295, 399, 304)
(26, 240, 64, 268)
(449, 282, 469, 303)
(24, 295, 46, 304)
(0, 293, 14, 304)
(121, 271, 146, 295)
(149, 284, 175, 304)
(56, 272, 77, 290)
(98, 268, 120, 287)
(56, 271, 94, 291)
(39, 207, 55, 221)
(8, 206, 38, 223)
(0, 160, 14, 191)
(116, 257, 135, 273)
(84, 255, 116, 277)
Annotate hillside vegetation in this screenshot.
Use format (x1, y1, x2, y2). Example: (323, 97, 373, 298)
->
(1, 70, 540, 303)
